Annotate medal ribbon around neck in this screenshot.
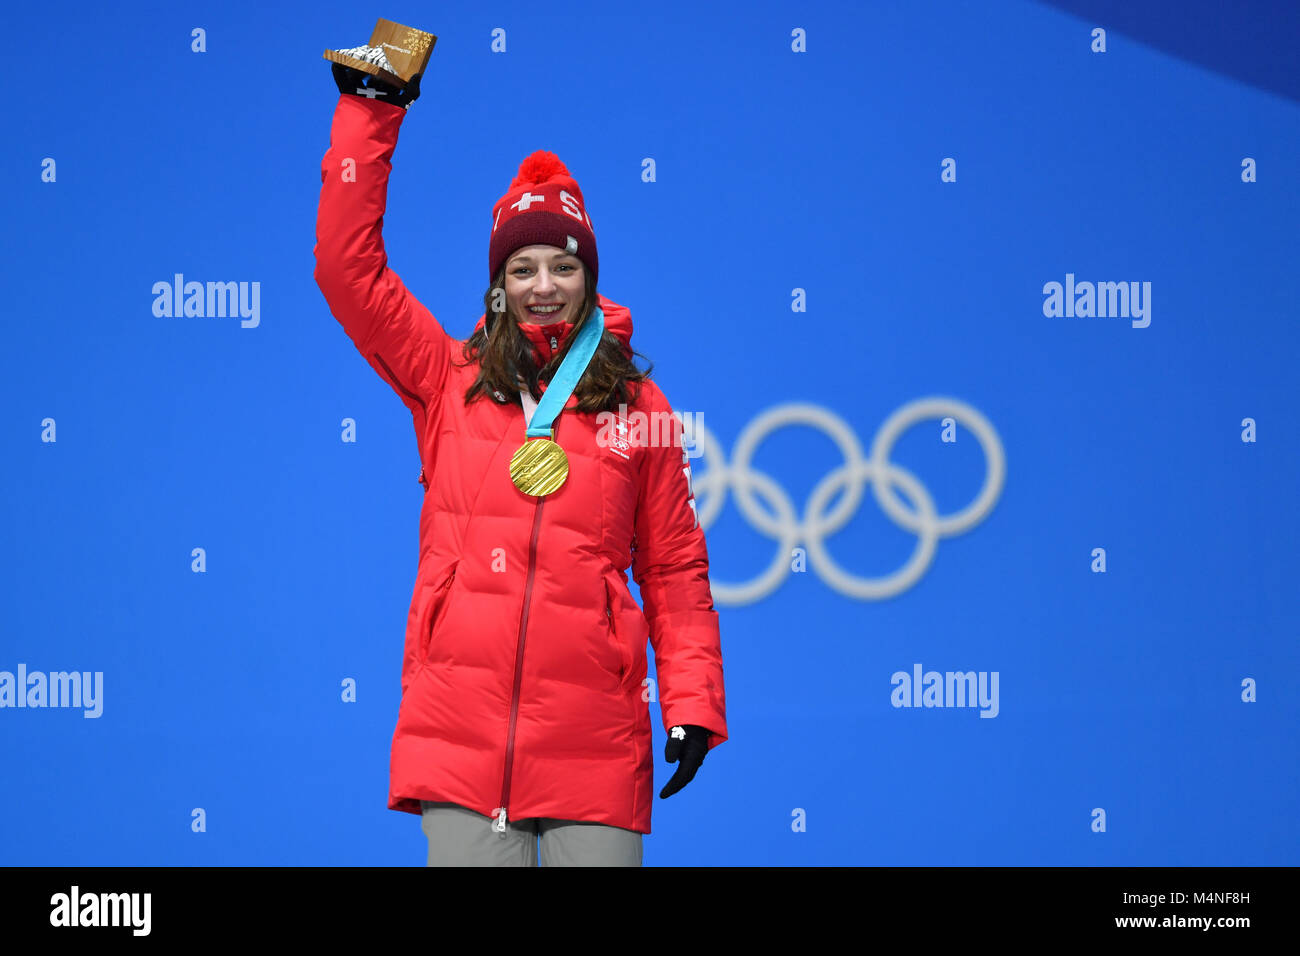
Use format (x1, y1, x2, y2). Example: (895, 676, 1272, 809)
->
(509, 305, 605, 496)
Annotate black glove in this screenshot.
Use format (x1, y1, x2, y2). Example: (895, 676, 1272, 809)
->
(658, 724, 711, 799)
(331, 62, 423, 110)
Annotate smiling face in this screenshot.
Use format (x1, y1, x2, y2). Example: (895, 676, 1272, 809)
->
(505, 244, 586, 326)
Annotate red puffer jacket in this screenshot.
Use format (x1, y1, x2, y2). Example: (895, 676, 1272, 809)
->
(313, 93, 728, 834)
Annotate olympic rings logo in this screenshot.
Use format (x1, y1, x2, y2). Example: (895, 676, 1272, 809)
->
(683, 398, 1005, 605)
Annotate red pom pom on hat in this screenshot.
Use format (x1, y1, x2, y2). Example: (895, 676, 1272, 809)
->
(510, 150, 572, 189)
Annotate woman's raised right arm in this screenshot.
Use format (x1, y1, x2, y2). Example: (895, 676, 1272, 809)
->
(313, 77, 452, 421)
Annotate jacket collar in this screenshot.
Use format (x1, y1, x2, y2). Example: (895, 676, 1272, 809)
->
(472, 295, 636, 409)
(472, 293, 635, 362)
(517, 318, 573, 366)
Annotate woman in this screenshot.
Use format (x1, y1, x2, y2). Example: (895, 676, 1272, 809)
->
(314, 64, 728, 866)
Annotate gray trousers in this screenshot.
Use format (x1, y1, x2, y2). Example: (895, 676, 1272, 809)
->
(420, 801, 643, 866)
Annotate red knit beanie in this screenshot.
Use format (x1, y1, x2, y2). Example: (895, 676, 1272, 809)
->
(489, 151, 599, 286)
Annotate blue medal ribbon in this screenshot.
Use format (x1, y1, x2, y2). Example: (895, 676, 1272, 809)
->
(522, 305, 605, 438)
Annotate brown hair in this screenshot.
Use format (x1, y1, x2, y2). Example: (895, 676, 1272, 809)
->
(455, 262, 654, 414)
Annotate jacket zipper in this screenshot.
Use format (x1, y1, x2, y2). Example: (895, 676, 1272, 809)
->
(374, 352, 430, 489)
(372, 352, 427, 414)
(492, 494, 546, 834)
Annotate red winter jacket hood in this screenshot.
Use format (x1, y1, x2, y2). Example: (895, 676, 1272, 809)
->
(313, 93, 728, 835)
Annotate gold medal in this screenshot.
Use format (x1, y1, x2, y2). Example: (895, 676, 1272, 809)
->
(510, 436, 569, 496)
(507, 305, 605, 497)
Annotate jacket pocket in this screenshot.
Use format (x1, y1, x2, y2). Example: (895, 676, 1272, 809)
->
(421, 563, 458, 664)
(602, 576, 632, 684)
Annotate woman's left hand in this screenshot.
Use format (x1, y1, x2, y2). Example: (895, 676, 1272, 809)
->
(659, 725, 712, 799)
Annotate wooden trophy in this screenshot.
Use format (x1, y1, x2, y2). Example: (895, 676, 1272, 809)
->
(324, 18, 437, 89)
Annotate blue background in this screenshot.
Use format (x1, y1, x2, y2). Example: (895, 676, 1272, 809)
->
(1, 0, 1297, 865)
